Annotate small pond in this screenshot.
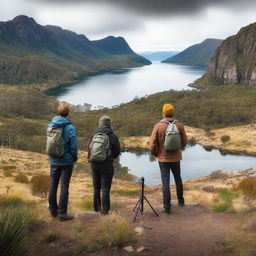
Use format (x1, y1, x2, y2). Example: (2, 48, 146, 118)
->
(119, 144, 256, 186)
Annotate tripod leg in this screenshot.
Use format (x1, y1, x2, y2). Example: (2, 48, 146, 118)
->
(133, 197, 141, 212)
(133, 199, 142, 222)
(144, 196, 159, 216)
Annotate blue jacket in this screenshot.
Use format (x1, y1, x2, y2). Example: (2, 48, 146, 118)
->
(49, 116, 78, 166)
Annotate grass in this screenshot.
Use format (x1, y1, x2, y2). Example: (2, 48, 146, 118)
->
(0, 195, 34, 256)
(72, 213, 136, 253)
(79, 197, 94, 211)
(3, 169, 13, 177)
(111, 189, 141, 197)
(213, 189, 235, 212)
(14, 173, 29, 184)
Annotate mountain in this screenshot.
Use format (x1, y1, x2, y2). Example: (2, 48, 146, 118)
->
(139, 51, 179, 61)
(0, 15, 151, 88)
(162, 39, 223, 66)
(200, 23, 256, 85)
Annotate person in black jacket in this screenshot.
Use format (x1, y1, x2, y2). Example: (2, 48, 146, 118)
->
(88, 115, 120, 215)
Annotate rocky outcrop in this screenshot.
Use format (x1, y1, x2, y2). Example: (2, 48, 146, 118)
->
(205, 22, 256, 85)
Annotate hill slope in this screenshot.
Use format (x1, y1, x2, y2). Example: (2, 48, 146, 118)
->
(199, 23, 256, 85)
(162, 39, 223, 66)
(0, 15, 151, 88)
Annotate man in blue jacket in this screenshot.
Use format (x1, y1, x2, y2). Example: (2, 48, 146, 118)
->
(48, 102, 78, 221)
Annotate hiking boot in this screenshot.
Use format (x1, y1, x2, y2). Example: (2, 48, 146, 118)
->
(161, 209, 171, 215)
(58, 213, 74, 221)
(179, 202, 185, 207)
(50, 212, 58, 218)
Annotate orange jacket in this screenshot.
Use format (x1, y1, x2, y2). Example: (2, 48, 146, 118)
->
(149, 118, 187, 162)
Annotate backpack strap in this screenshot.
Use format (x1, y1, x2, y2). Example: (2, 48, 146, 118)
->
(160, 120, 178, 124)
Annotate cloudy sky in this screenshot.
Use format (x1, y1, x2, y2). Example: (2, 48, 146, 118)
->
(1, 0, 256, 52)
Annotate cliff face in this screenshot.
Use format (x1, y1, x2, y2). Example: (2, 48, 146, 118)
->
(162, 39, 223, 66)
(206, 23, 256, 85)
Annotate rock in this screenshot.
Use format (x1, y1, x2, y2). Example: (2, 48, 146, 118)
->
(203, 22, 256, 85)
(134, 227, 144, 235)
(137, 246, 147, 253)
(123, 246, 134, 252)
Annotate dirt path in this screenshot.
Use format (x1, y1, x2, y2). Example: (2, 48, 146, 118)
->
(116, 192, 242, 256)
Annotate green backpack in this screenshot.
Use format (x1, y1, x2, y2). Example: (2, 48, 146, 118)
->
(160, 120, 181, 151)
(46, 127, 65, 157)
(89, 133, 110, 162)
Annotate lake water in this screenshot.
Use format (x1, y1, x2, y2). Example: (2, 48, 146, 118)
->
(119, 145, 256, 186)
(46, 62, 207, 108)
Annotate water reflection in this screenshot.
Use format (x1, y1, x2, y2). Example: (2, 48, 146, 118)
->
(119, 144, 256, 186)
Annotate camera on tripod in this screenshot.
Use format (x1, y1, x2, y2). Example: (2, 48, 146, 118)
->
(133, 177, 158, 222)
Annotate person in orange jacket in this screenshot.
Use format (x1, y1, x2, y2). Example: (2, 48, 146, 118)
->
(149, 104, 187, 214)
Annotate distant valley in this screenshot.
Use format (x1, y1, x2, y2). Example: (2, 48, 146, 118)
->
(0, 15, 151, 89)
(139, 51, 179, 61)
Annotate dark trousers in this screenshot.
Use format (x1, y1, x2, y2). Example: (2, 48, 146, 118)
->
(159, 161, 184, 210)
(48, 164, 73, 215)
(91, 161, 114, 215)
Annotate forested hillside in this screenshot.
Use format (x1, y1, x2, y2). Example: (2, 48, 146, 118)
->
(0, 15, 151, 89)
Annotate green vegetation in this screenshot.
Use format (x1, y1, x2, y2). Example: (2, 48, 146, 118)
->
(30, 174, 50, 198)
(0, 195, 34, 256)
(2, 81, 256, 154)
(213, 189, 235, 212)
(14, 173, 29, 184)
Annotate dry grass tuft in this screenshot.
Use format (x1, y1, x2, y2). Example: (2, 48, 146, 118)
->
(30, 174, 50, 198)
(236, 177, 256, 198)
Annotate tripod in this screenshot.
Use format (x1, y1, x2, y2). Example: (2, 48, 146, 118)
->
(133, 177, 158, 222)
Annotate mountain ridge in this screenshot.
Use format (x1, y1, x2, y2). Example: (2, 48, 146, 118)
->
(0, 15, 151, 88)
(162, 38, 223, 66)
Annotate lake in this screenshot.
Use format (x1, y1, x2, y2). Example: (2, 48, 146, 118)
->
(46, 62, 207, 108)
(119, 145, 256, 186)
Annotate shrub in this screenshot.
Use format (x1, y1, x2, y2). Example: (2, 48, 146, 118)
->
(213, 202, 232, 212)
(2, 165, 17, 170)
(209, 170, 228, 179)
(202, 185, 217, 193)
(15, 173, 29, 184)
(30, 174, 50, 198)
(0, 195, 34, 256)
(237, 178, 256, 198)
(221, 135, 231, 144)
(213, 189, 234, 212)
(3, 170, 13, 177)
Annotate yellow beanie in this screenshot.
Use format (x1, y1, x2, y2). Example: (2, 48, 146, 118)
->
(162, 104, 175, 116)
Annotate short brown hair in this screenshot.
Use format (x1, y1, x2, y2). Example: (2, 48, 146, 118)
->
(58, 102, 70, 117)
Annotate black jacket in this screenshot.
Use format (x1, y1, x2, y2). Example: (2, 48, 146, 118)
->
(88, 127, 121, 161)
